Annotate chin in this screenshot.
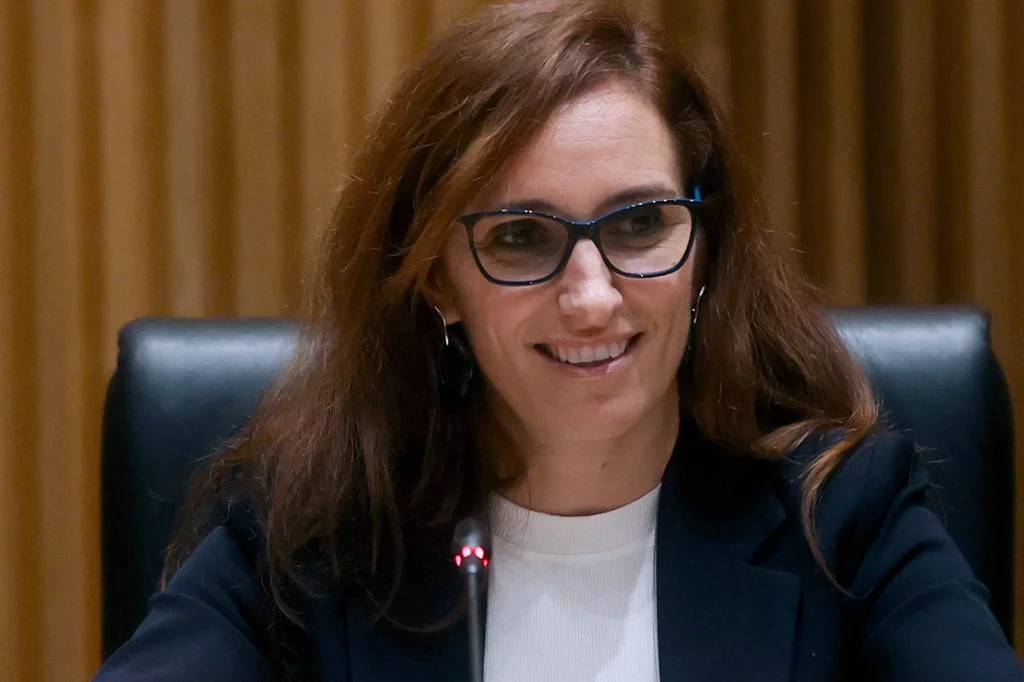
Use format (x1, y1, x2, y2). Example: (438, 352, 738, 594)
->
(553, 397, 654, 441)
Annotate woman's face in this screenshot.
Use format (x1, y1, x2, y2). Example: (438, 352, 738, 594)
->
(440, 82, 700, 447)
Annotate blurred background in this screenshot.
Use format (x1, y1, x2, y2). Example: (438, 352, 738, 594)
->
(1, 0, 1021, 679)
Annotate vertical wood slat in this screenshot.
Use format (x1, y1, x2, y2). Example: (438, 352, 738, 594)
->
(97, 0, 168, 367)
(229, 0, 289, 316)
(956, 2, 1011, 309)
(164, 1, 234, 316)
(296, 1, 368, 283)
(797, 0, 866, 304)
(164, 0, 207, 315)
(278, 0, 302, 312)
(662, 0, 731, 110)
(366, 0, 414, 112)
(728, 0, 799, 250)
(429, 0, 483, 34)
(365, 0, 434, 112)
(934, 1, 975, 305)
(0, 4, 41, 681)
(862, 0, 938, 304)
(30, 0, 101, 678)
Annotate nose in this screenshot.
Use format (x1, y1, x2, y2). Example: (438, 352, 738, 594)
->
(557, 239, 622, 330)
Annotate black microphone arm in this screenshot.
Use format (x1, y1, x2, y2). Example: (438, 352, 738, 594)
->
(452, 517, 491, 682)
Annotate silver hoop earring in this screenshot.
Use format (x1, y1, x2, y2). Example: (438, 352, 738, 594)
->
(431, 305, 474, 401)
(684, 285, 707, 367)
(433, 306, 450, 348)
(691, 285, 707, 326)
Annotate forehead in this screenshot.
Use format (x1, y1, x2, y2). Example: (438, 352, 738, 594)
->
(473, 82, 684, 217)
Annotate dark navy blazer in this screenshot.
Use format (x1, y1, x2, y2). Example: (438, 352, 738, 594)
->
(95, 428, 1024, 681)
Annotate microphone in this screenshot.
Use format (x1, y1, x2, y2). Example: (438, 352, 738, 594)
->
(452, 517, 491, 682)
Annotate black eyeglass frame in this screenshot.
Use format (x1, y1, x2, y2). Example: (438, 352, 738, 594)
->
(455, 196, 706, 287)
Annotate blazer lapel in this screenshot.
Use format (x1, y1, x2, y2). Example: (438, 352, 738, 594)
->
(656, 426, 801, 682)
(330, 548, 470, 682)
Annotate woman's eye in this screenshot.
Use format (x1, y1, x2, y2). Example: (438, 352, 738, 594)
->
(620, 208, 665, 235)
(491, 220, 550, 248)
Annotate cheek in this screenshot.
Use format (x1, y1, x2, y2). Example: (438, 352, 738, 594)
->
(461, 293, 527, 352)
(449, 281, 528, 365)
(633, 273, 694, 334)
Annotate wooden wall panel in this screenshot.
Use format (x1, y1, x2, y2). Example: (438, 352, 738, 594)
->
(662, 0, 731, 112)
(1, 1, 1022, 678)
(863, 0, 939, 304)
(296, 1, 359, 279)
(365, 0, 431, 111)
(29, 1, 102, 678)
(728, 0, 799, 250)
(798, 0, 867, 303)
(430, 0, 487, 34)
(97, 0, 169, 352)
(164, 1, 233, 316)
(1, 5, 41, 682)
(229, 0, 292, 315)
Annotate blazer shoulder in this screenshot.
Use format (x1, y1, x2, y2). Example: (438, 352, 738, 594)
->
(774, 430, 923, 580)
(95, 521, 276, 682)
(776, 429, 918, 503)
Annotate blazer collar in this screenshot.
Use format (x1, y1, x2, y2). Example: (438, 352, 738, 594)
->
(655, 420, 801, 682)
(334, 422, 802, 682)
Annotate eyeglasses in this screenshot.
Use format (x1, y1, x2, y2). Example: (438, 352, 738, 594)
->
(455, 195, 704, 286)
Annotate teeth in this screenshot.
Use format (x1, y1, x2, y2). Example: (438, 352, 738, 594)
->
(548, 340, 629, 365)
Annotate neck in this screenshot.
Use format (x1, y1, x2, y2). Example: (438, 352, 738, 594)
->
(484, 394, 680, 516)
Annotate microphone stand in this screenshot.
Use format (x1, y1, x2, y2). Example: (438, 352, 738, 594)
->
(464, 563, 485, 682)
(453, 517, 491, 682)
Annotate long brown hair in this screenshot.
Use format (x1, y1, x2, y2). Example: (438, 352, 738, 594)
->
(165, 0, 877, 624)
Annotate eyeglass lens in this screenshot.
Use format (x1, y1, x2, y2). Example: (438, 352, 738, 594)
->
(469, 202, 694, 283)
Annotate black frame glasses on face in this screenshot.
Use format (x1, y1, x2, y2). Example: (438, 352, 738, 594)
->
(455, 194, 704, 286)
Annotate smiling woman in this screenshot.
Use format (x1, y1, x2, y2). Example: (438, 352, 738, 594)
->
(93, 1, 1024, 681)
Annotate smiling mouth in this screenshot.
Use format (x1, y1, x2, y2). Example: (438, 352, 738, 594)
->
(535, 334, 642, 367)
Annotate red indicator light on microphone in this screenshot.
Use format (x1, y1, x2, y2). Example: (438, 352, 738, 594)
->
(453, 545, 488, 568)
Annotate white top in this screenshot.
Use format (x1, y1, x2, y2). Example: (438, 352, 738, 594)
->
(483, 486, 661, 682)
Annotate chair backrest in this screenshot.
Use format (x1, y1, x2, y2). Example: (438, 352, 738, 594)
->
(101, 307, 1015, 655)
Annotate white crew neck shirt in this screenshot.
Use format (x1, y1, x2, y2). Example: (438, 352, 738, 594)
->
(483, 486, 661, 682)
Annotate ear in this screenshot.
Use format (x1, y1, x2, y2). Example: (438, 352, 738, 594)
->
(435, 300, 463, 326)
(423, 273, 463, 325)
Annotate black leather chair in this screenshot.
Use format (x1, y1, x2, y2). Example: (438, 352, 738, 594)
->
(100, 307, 1016, 656)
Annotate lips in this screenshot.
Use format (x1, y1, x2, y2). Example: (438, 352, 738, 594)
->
(536, 334, 641, 366)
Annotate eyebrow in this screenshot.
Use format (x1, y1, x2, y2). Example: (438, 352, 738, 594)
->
(496, 184, 682, 218)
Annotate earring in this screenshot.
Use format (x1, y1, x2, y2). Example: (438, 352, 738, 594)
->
(684, 285, 707, 363)
(690, 285, 707, 327)
(433, 306, 474, 401)
(433, 305, 450, 348)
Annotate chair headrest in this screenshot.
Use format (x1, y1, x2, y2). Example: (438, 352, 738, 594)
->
(102, 318, 299, 653)
(830, 306, 1014, 635)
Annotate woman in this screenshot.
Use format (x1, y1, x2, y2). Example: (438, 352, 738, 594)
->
(96, 1, 1023, 680)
